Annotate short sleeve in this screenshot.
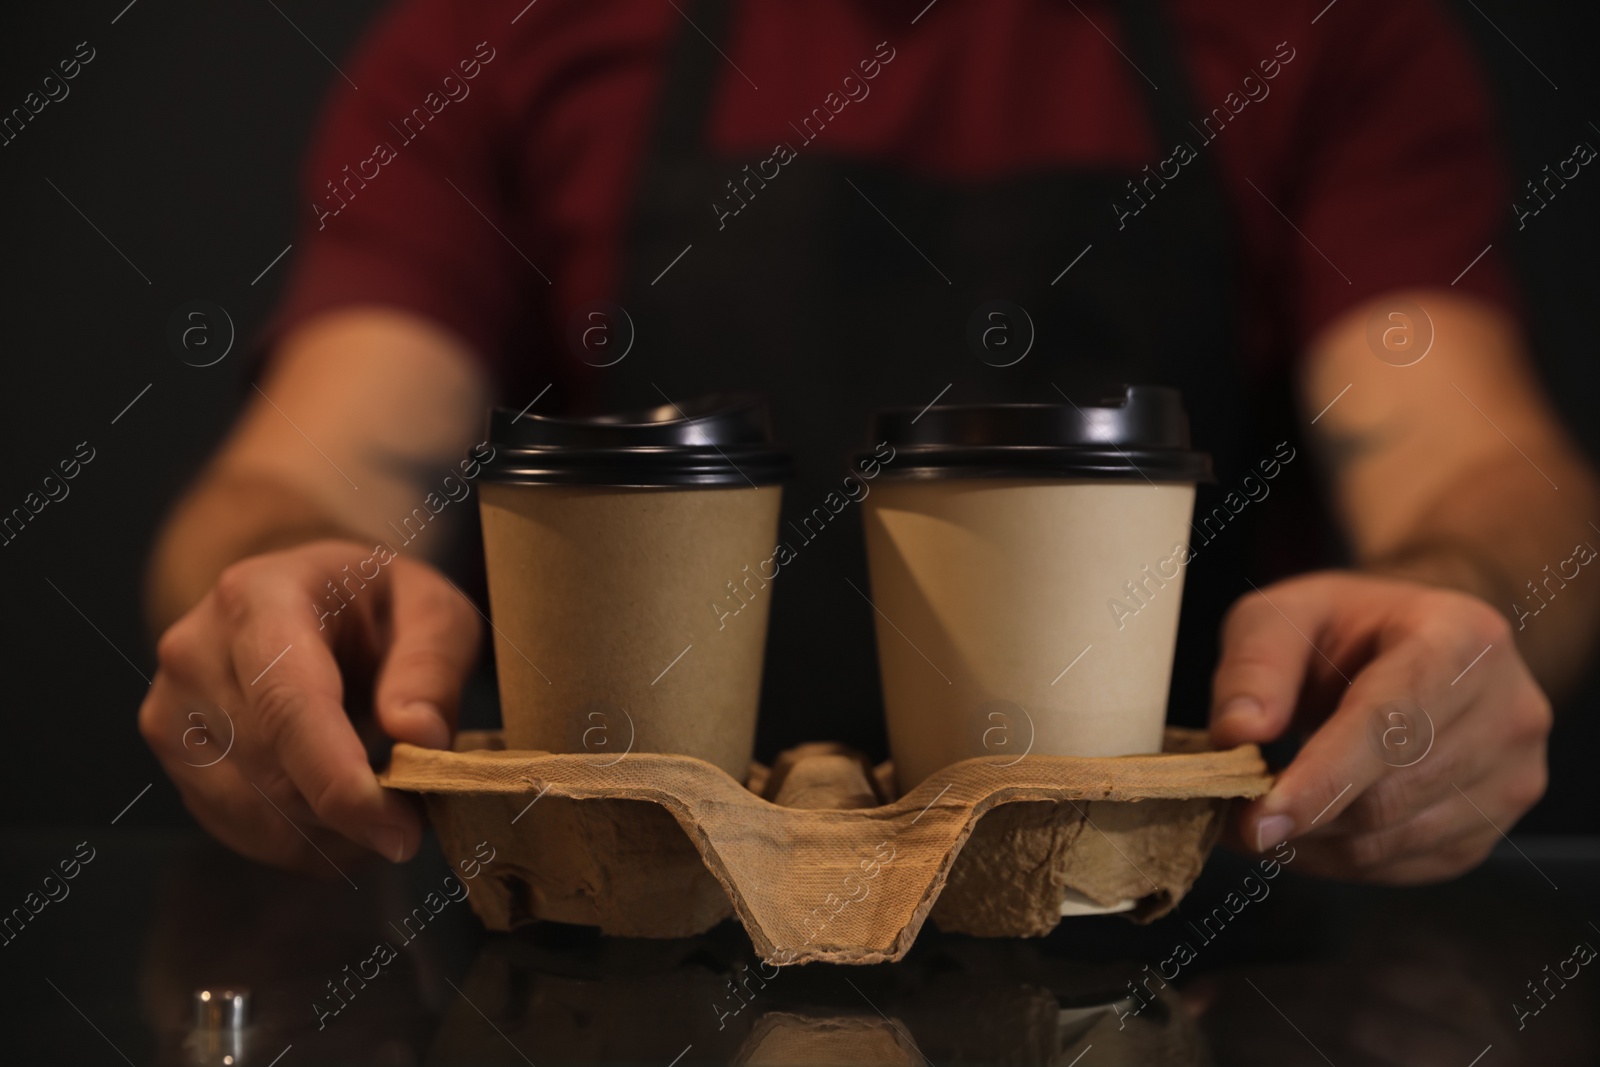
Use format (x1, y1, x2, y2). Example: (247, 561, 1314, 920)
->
(1288, 0, 1517, 342)
(266, 0, 524, 373)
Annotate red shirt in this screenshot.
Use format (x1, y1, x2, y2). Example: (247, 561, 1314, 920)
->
(274, 0, 1515, 387)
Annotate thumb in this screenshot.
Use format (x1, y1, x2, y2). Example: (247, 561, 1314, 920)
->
(373, 559, 483, 749)
(1209, 584, 1320, 749)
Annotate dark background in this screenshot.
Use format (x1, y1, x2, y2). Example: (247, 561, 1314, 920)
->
(1, 0, 1596, 831)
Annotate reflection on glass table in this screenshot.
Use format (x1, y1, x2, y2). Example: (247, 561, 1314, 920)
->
(2, 830, 1596, 1064)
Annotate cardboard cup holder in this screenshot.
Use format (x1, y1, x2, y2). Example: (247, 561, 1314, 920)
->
(380, 727, 1272, 965)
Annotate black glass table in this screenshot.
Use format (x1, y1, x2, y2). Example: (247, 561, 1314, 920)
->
(4, 828, 1596, 1065)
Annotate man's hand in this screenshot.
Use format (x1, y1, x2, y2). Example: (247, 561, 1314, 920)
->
(138, 540, 481, 872)
(1210, 571, 1551, 884)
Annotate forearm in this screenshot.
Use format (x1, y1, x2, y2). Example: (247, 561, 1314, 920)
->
(143, 307, 491, 636)
(1302, 292, 1600, 702)
(1362, 449, 1600, 699)
(144, 470, 365, 635)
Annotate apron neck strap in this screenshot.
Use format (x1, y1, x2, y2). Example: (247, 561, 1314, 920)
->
(650, 0, 734, 158)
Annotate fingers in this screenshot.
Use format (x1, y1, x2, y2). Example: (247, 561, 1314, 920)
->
(372, 558, 482, 749)
(174, 758, 367, 877)
(1288, 712, 1545, 884)
(143, 541, 473, 870)
(1237, 640, 1428, 854)
(1208, 584, 1322, 749)
(1284, 791, 1487, 883)
(1236, 588, 1533, 866)
(218, 552, 422, 862)
(140, 667, 367, 876)
(1315, 828, 1499, 886)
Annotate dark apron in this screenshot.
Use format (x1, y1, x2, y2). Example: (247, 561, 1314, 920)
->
(584, 0, 1277, 761)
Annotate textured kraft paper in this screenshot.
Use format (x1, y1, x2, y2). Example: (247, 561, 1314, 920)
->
(479, 481, 783, 779)
(382, 727, 1271, 965)
(863, 479, 1197, 790)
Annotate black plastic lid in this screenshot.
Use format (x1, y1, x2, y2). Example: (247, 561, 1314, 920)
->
(862, 385, 1213, 482)
(481, 393, 793, 487)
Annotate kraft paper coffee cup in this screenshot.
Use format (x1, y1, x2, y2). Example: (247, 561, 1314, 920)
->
(478, 395, 791, 779)
(859, 386, 1212, 792)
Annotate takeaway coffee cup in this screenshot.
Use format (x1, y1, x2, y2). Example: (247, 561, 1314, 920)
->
(477, 395, 791, 779)
(859, 386, 1212, 791)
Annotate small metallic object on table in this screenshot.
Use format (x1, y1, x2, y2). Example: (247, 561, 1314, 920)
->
(189, 986, 250, 1066)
